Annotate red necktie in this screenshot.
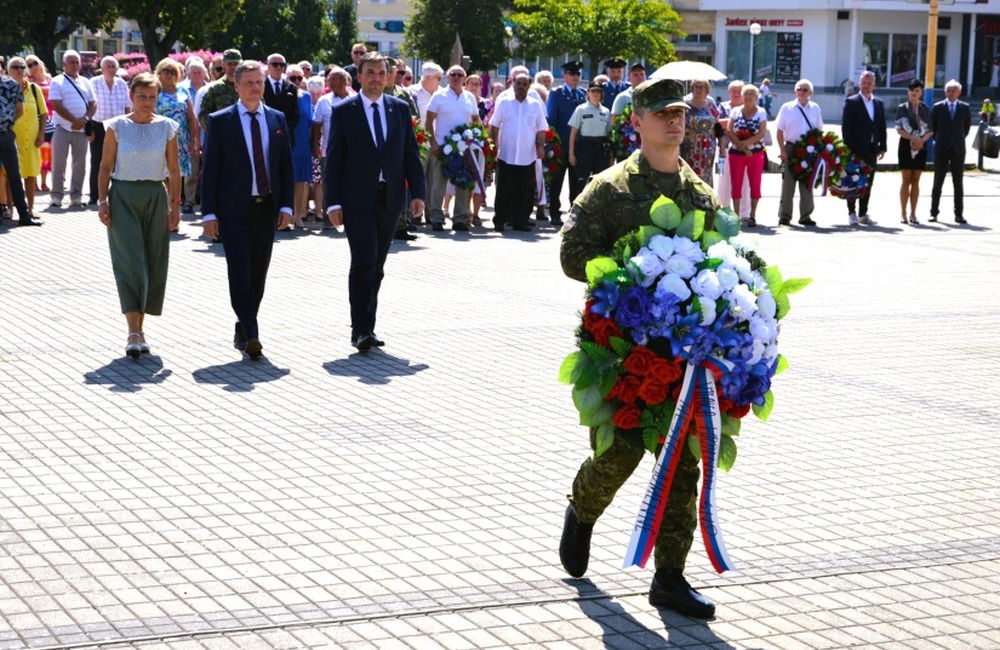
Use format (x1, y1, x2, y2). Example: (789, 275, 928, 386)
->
(248, 111, 269, 197)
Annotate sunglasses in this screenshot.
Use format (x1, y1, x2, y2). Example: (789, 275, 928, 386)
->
(28, 61, 38, 68)
(214, 67, 224, 72)
(288, 76, 302, 82)
(403, 75, 412, 81)
(353, 51, 366, 55)
(795, 87, 810, 92)
(269, 61, 287, 67)
(159, 69, 178, 76)
(10, 65, 26, 70)
(448, 72, 466, 78)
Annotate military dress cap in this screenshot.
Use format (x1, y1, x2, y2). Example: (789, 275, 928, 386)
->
(588, 80, 604, 91)
(561, 60, 584, 74)
(632, 79, 689, 111)
(629, 62, 646, 72)
(604, 57, 626, 69)
(223, 48, 242, 63)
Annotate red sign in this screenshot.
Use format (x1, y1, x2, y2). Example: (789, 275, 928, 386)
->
(725, 17, 804, 28)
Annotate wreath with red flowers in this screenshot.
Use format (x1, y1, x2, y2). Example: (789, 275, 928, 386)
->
(829, 155, 873, 200)
(542, 128, 564, 185)
(482, 137, 498, 185)
(610, 103, 641, 162)
(786, 129, 849, 192)
(411, 117, 430, 163)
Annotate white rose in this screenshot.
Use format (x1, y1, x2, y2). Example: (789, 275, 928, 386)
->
(647, 235, 675, 261)
(728, 284, 757, 320)
(762, 341, 780, 361)
(656, 273, 691, 301)
(443, 144, 453, 155)
(630, 252, 665, 287)
(731, 256, 753, 283)
(748, 339, 765, 365)
(672, 236, 705, 264)
(749, 314, 777, 343)
(462, 129, 473, 139)
(698, 297, 717, 326)
(717, 265, 739, 291)
(806, 145, 815, 153)
(706, 241, 737, 263)
(757, 290, 777, 320)
(664, 254, 697, 279)
(690, 269, 724, 300)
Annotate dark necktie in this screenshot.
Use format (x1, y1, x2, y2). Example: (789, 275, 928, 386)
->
(371, 102, 385, 154)
(248, 111, 269, 197)
(949, 103, 955, 119)
(274, 81, 281, 96)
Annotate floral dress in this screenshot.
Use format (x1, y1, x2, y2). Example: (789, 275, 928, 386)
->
(681, 101, 720, 186)
(155, 87, 192, 176)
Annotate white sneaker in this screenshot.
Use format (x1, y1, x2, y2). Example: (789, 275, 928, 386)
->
(859, 214, 875, 225)
(848, 213, 859, 226)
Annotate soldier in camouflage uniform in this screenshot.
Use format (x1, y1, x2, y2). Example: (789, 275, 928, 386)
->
(199, 49, 242, 132)
(558, 78, 722, 619)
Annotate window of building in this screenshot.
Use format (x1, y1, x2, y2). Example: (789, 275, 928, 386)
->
(726, 30, 780, 84)
(684, 34, 713, 44)
(864, 32, 944, 88)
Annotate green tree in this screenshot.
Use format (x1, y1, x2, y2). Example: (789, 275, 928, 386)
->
(510, 0, 684, 78)
(117, 0, 241, 64)
(206, 0, 335, 63)
(403, 0, 509, 71)
(329, 0, 358, 65)
(0, 0, 117, 72)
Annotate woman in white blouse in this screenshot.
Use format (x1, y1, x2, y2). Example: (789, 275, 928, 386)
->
(96, 72, 181, 359)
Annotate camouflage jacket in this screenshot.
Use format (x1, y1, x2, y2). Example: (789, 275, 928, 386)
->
(389, 84, 419, 119)
(198, 78, 239, 131)
(560, 151, 720, 282)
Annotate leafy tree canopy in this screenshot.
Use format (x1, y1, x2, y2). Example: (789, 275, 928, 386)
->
(403, 0, 509, 71)
(206, 0, 336, 64)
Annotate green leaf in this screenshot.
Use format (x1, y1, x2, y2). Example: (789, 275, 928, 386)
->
(775, 354, 789, 375)
(639, 225, 666, 246)
(687, 433, 702, 460)
(774, 292, 791, 320)
(609, 336, 633, 358)
(649, 196, 682, 231)
(700, 230, 723, 250)
(721, 414, 741, 437)
(580, 341, 613, 363)
(718, 435, 738, 472)
(677, 209, 705, 241)
(576, 363, 599, 390)
(573, 383, 604, 415)
(586, 257, 619, 286)
(558, 351, 581, 384)
(604, 269, 633, 286)
(598, 368, 618, 398)
(642, 427, 661, 454)
(764, 265, 784, 293)
(714, 207, 742, 239)
(752, 390, 775, 421)
(580, 401, 616, 426)
(594, 422, 615, 458)
(782, 277, 813, 294)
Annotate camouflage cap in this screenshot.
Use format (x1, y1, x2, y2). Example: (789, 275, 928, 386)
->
(223, 48, 242, 63)
(632, 79, 688, 112)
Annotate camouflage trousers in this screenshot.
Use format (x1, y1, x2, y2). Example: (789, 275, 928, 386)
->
(570, 426, 700, 571)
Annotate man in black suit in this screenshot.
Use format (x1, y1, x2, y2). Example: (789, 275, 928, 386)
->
(325, 52, 426, 352)
(930, 79, 972, 224)
(841, 70, 887, 225)
(201, 60, 295, 359)
(263, 53, 299, 143)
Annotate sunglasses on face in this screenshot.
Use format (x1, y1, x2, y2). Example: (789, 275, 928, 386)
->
(353, 50, 366, 55)
(214, 67, 224, 72)
(404, 75, 412, 81)
(28, 61, 38, 68)
(288, 76, 302, 82)
(159, 69, 178, 76)
(448, 72, 465, 78)
(269, 62, 287, 67)
(10, 65, 25, 70)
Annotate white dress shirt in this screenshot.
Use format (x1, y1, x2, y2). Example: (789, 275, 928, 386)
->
(490, 96, 547, 166)
(426, 87, 478, 144)
(775, 99, 823, 143)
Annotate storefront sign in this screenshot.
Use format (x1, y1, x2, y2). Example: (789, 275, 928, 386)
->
(726, 18, 804, 28)
(775, 32, 803, 84)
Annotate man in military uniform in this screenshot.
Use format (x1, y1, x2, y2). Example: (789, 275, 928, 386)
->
(199, 49, 242, 132)
(611, 63, 648, 120)
(545, 60, 587, 227)
(383, 57, 420, 241)
(601, 57, 629, 111)
(558, 78, 721, 619)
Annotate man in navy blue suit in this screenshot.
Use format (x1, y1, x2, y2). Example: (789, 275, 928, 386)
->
(930, 79, 972, 224)
(325, 52, 426, 352)
(201, 60, 294, 360)
(841, 70, 887, 226)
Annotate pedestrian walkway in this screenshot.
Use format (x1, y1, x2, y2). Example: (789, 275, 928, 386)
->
(1, 169, 999, 649)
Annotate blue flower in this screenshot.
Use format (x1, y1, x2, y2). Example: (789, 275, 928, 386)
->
(650, 289, 682, 328)
(613, 285, 653, 330)
(670, 313, 704, 358)
(591, 281, 621, 317)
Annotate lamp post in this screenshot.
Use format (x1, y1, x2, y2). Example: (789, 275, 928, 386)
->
(748, 22, 762, 84)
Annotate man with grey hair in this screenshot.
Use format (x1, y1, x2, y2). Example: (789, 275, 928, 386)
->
(312, 67, 352, 174)
(929, 79, 971, 224)
(411, 61, 443, 126)
(88, 55, 130, 205)
(48, 49, 96, 209)
(775, 78, 822, 226)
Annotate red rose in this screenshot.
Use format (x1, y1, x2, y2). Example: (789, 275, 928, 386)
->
(719, 396, 735, 413)
(545, 130, 555, 142)
(796, 147, 806, 158)
(584, 312, 622, 347)
(553, 145, 562, 156)
(651, 358, 682, 384)
(807, 136, 817, 145)
(613, 403, 641, 430)
(638, 376, 670, 405)
(611, 375, 642, 404)
(727, 403, 752, 419)
(623, 346, 658, 376)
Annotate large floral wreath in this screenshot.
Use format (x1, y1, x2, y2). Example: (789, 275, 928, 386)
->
(542, 128, 564, 185)
(411, 117, 430, 163)
(559, 199, 810, 573)
(786, 129, 849, 195)
(610, 103, 641, 162)
(439, 123, 494, 193)
(829, 155, 872, 200)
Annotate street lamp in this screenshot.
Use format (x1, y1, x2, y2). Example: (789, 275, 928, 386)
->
(748, 22, 762, 84)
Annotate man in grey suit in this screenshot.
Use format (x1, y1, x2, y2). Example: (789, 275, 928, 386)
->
(929, 79, 972, 224)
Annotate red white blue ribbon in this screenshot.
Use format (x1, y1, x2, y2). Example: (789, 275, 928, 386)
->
(623, 360, 735, 574)
(464, 146, 487, 196)
(808, 153, 830, 196)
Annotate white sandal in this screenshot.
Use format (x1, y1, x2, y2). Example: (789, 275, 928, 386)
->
(125, 332, 142, 359)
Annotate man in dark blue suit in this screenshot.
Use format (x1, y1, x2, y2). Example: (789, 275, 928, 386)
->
(546, 60, 586, 226)
(325, 52, 426, 352)
(201, 60, 294, 360)
(841, 70, 887, 225)
(930, 79, 972, 224)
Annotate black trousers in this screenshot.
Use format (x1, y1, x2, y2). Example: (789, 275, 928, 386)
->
(846, 153, 877, 217)
(548, 157, 585, 220)
(0, 132, 29, 219)
(89, 121, 106, 203)
(930, 146, 965, 218)
(573, 137, 611, 189)
(494, 160, 535, 228)
(220, 198, 278, 340)
(344, 182, 398, 338)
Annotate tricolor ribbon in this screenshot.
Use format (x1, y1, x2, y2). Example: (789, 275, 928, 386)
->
(463, 145, 487, 196)
(808, 153, 830, 196)
(623, 359, 735, 574)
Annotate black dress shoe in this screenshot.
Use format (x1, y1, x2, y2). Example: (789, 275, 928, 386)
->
(354, 334, 376, 352)
(18, 218, 43, 226)
(245, 338, 263, 359)
(512, 223, 534, 232)
(453, 221, 469, 232)
(432, 223, 445, 232)
(233, 324, 247, 351)
(778, 217, 791, 225)
(535, 209, 549, 221)
(550, 218, 564, 227)
(955, 216, 968, 224)
(559, 503, 594, 578)
(370, 333, 385, 347)
(798, 217, 817, 226)
(649, 570, 716, 618)
(394, 231, 418, 241)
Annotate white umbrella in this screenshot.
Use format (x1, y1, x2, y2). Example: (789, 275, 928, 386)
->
(650, 61, 727, 82)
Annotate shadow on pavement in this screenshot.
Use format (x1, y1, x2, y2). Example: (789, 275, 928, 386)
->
(323, 350, 428, 385)
(192, 358, 291, 392)
(83, 355, 173, 392)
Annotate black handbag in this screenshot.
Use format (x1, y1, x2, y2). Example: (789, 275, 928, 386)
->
(64, 74, 95, 134)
